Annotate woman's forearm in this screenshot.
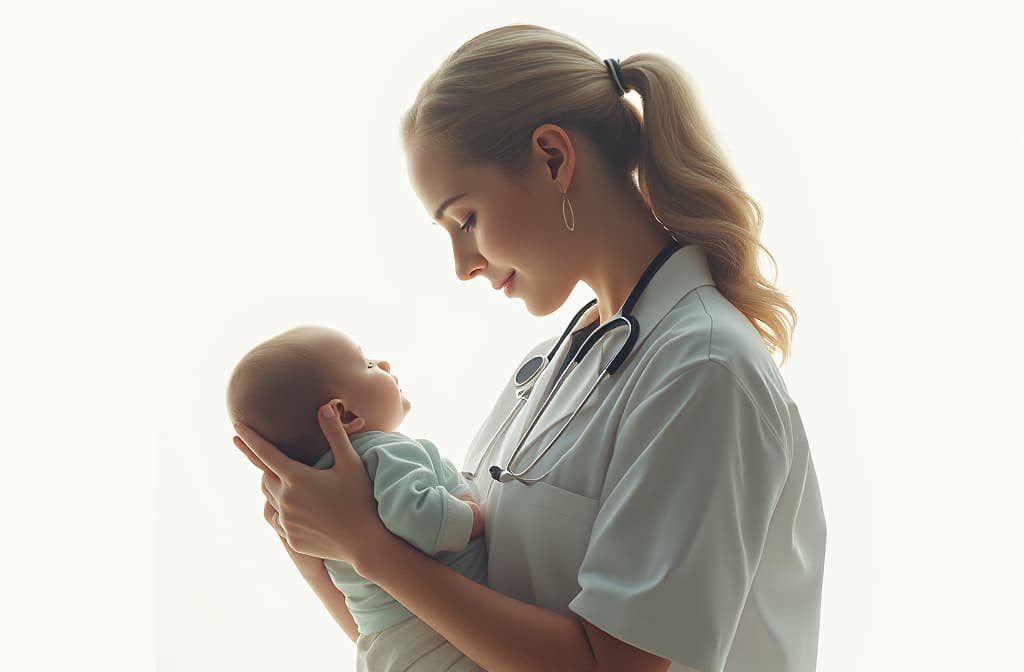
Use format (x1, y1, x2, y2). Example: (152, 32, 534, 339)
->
(276, 533, 360, 643)
(356, 534, 598, 672)
(298, 562, 360, 644)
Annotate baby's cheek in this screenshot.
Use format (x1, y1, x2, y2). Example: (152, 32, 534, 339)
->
(390, 388, 408, 416)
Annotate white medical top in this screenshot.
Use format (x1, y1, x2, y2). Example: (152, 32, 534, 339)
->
(462, 244, 827, 672)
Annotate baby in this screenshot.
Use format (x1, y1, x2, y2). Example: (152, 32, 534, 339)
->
(226, 325, 487, 672)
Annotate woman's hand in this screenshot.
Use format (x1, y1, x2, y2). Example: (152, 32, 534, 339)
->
(263, 500, 326, 579)
(234, 402, 390, 566)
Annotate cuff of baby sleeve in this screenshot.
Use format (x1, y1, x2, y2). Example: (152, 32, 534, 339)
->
(436, 494, 473, 553)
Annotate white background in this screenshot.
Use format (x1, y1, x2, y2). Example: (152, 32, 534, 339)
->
(2, 1, 1021, 670)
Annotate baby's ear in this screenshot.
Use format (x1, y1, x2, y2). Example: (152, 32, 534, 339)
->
(332, 399, 365, 434)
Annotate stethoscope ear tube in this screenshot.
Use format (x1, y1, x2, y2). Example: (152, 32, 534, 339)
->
(545, 298, 598, 363)
(471, 241, 683, 486)
(573, 315, 630, 364)
(572, 314, 638, 374)
(608, 315, 639, 375)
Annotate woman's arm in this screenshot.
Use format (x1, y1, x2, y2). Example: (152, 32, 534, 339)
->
(266, 502, 360, 644)
(283, 540, 360, 644)
(356, 529, 668, 672)
(360, 528, 592, 671)
(235, 408, 668, 672)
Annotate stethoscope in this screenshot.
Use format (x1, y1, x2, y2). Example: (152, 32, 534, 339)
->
(462, 240, 682, 486)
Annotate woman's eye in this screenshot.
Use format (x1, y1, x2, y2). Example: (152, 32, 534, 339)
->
(459, 214, 476, 232)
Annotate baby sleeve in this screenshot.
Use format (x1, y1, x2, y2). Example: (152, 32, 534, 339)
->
(359, 436, 474, 556)
(440, 455, 473, 499)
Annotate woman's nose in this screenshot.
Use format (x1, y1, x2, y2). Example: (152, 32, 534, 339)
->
(452, 244, 486, 282)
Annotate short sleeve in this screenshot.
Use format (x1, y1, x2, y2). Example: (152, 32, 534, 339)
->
(439, 455, 473, 498)
(568, 360, 789, 672)
(360, 437, 474, 556)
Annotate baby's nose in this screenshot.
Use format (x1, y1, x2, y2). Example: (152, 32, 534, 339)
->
(377, 360, 391, 373)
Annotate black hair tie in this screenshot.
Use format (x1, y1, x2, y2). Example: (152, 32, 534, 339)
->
(603, 58, 627, 97)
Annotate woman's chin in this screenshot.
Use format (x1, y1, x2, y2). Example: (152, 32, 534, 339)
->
(523, 291, 573, 317)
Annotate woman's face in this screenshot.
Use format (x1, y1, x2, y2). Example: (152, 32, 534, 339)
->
(406, 138, 578, 316)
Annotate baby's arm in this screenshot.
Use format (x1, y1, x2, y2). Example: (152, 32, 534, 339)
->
(455, 493, 485, 539)
(441, 454, 484, 539)
(360, 436, 477, 556)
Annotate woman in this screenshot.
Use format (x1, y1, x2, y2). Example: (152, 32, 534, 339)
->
(235, 24, 826, 672)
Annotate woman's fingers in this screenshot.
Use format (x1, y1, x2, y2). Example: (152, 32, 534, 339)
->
(234, 422, 293, 478)
(234, 435, 270, 474)
(261, 474, 280, 510)
(317, 402, 362, 469)
(264, 500, 285, 538)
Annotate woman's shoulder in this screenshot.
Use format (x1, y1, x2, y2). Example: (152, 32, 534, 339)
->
(643, 286, 795, 408)
(618, 289, 800, 458)
(646, 287, 760, 361)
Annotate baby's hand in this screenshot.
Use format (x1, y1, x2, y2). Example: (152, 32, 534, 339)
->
(456, 493, 484, 539)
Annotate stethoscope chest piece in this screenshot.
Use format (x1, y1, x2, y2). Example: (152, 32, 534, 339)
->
(515, 355, 546, 388)
(488, 465, 516, 482)
(468, 241, 683, 486)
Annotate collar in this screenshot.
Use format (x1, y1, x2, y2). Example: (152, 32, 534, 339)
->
(506, 244, 716, 461)
(312, 430, 405, 468)
(625, 242, 716, 350)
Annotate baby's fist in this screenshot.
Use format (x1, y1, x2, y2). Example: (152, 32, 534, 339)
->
(456, 494, 484, 539)
(466, 500, 484, 539)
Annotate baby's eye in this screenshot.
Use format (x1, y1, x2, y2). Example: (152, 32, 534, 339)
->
(367, 362, 374, 368)
(459, 213, 476, 232)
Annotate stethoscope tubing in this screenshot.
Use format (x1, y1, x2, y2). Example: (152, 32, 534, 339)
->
(491, 315, 635, 484)
(464, 240, 682, 486)
(496, 366, 611, 484)
(465, 300, 597, 481)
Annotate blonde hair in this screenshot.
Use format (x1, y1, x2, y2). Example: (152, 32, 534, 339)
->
(403, 24, 797, 363)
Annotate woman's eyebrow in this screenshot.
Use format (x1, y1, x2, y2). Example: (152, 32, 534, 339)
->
(434, 193, 467, 220)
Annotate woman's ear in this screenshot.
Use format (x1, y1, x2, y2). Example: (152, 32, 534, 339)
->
(531, 123, 576, 193)
(328, 398, 366, 434)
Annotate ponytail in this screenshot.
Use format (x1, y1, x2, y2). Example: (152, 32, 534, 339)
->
(405, 25, 797, 362)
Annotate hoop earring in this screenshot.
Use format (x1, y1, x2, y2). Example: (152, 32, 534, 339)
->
(561, 192, 575, 232)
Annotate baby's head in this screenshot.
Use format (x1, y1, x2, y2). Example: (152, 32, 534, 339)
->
(226, 326, 411, 466)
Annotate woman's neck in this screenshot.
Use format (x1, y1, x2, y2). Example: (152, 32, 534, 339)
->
(578, 192, 677, 324)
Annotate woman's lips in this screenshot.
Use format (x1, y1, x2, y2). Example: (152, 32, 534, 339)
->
(493, 271, 515, 291)
(501, 271, 515, 297)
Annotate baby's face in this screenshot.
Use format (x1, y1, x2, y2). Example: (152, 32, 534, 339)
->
(317, 329, 411, 434)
